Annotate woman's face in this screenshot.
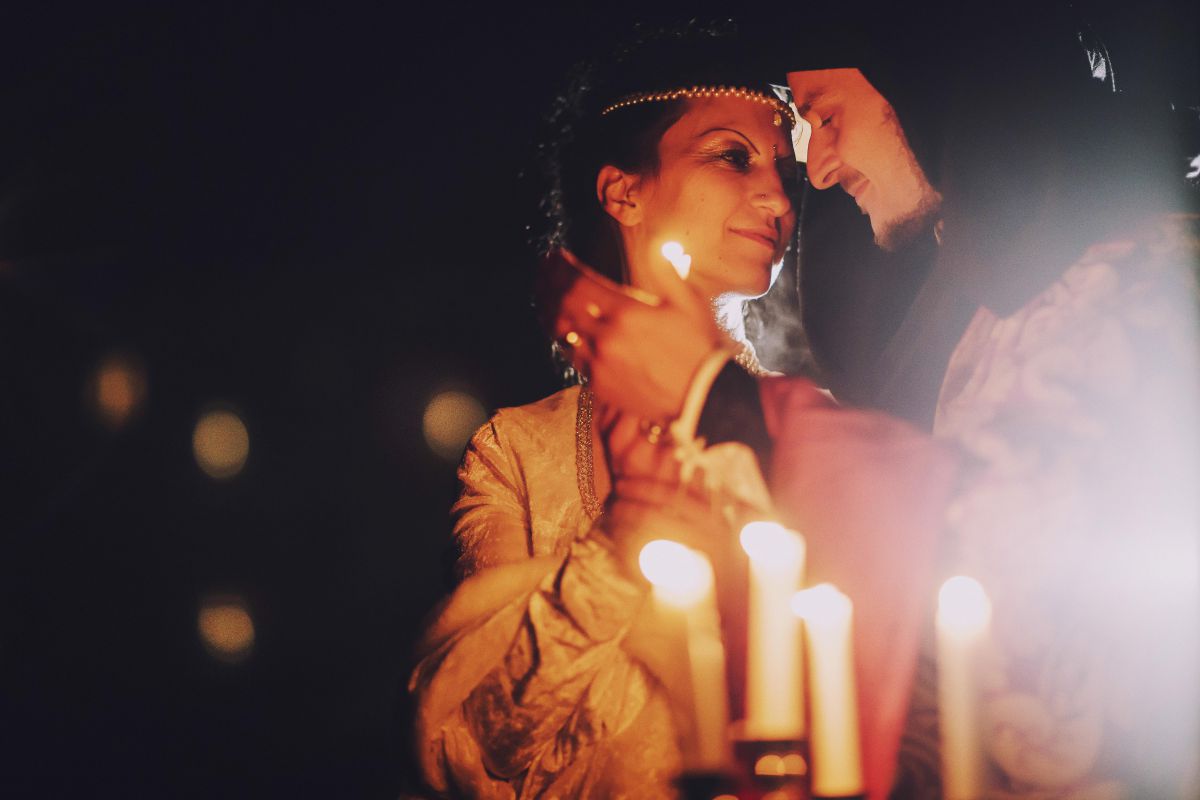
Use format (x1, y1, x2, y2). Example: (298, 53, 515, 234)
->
(622, 97, 798, 299)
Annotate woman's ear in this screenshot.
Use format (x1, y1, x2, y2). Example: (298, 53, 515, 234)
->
(596, 165, 644, 227)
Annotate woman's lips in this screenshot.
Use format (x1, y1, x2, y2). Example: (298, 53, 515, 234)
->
(731, 228, 778, 251)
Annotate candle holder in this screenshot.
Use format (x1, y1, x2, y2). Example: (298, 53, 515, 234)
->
(732, 737, 811, 800)
(675, 770, 738, 800)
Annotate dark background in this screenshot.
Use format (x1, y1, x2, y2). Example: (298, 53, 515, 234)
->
(1, 2, 1195, 797)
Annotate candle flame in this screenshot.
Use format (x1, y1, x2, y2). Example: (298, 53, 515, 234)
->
(740, 521, 805, 568)
(937, 575, 992, 634)
(660, 241, 692, 279)
(790, 583, 853, 624)
(639, 539, 713, 607)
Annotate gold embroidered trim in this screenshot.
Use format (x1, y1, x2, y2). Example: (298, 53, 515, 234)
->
(575, 386, 603, 519)
(734, 343, 770, 376)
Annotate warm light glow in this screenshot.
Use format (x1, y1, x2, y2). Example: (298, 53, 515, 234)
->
(781, 753, 808, 775)
(90, 353, 147, 429)
(198, 596, 255, 662)
(422, 390, 487, 462)
(752, 752, 807, 777)
(660, 240, 692, 279)
(937, 576, 992, 635)
(740, 521, 805, 570)
(791, 583, 853, 625)
(638, 539, 713, 607)
(192, 409, 250, 479)
(755, 753, 784, 776)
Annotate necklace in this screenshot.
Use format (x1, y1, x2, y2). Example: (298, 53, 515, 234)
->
(575, 386, 603, 519)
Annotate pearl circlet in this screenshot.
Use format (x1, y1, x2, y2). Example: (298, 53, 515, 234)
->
(600, 85, 795, 128)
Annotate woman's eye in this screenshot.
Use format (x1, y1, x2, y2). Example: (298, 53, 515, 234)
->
(718, 147, 752, 170)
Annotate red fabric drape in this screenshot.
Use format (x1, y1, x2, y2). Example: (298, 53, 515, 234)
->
(759, 377, 960, 799)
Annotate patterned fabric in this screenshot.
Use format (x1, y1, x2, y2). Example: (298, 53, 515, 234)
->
(928, 215, 1200, 799)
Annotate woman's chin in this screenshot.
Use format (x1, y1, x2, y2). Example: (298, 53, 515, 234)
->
(695, 265, 772, 299)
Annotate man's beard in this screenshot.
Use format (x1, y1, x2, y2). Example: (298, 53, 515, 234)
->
(875, 189, 942, 251)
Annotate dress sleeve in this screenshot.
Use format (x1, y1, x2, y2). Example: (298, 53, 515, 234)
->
(409, 416, 657, 798)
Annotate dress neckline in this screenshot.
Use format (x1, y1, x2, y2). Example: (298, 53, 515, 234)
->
(574, 386, 603, 519)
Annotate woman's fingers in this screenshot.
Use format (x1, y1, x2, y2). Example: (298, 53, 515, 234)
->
(604, 413, 678, 483)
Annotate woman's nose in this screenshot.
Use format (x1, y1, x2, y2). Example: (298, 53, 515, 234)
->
(753, 169, 792, 219)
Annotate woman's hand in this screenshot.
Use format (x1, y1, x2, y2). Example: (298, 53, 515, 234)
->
(598, 406, 726, 574)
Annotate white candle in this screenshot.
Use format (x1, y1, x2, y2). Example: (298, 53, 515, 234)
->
(936, 576, 992, 800)
(791, 583, 863, 798)
(740, 521, 807, 740)
(639, 539, 731, 772)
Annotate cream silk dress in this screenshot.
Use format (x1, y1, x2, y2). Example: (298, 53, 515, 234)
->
(409, 387, 682, 799)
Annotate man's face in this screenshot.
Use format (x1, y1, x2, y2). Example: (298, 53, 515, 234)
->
(786, 68, 940, 250)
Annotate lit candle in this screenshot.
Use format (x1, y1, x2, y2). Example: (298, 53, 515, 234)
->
(791, 583, 863, 798)
(740, 521, 807, 741)
(661, 240, 692, 279)
(639, 539, 731, 772)
(936, 576, 992, 800)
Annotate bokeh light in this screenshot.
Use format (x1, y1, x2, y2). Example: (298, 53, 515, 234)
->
(422, 390, 486, 462)
(198, 596, 255, 663)
(193, 409, 250, 479)
(89, 353, 147, 429)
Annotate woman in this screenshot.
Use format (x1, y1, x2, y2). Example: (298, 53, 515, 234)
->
(409, 26, 800, 798)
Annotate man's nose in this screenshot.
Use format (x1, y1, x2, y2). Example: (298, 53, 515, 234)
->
(806, 137, 840, 190)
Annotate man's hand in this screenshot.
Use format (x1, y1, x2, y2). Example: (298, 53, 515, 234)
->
(551, 249, 727, 421)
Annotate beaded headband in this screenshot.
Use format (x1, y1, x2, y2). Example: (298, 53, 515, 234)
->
(600, 85, 797, 128)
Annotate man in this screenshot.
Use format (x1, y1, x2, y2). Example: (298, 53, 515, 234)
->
(556, 9, 1199, 798)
